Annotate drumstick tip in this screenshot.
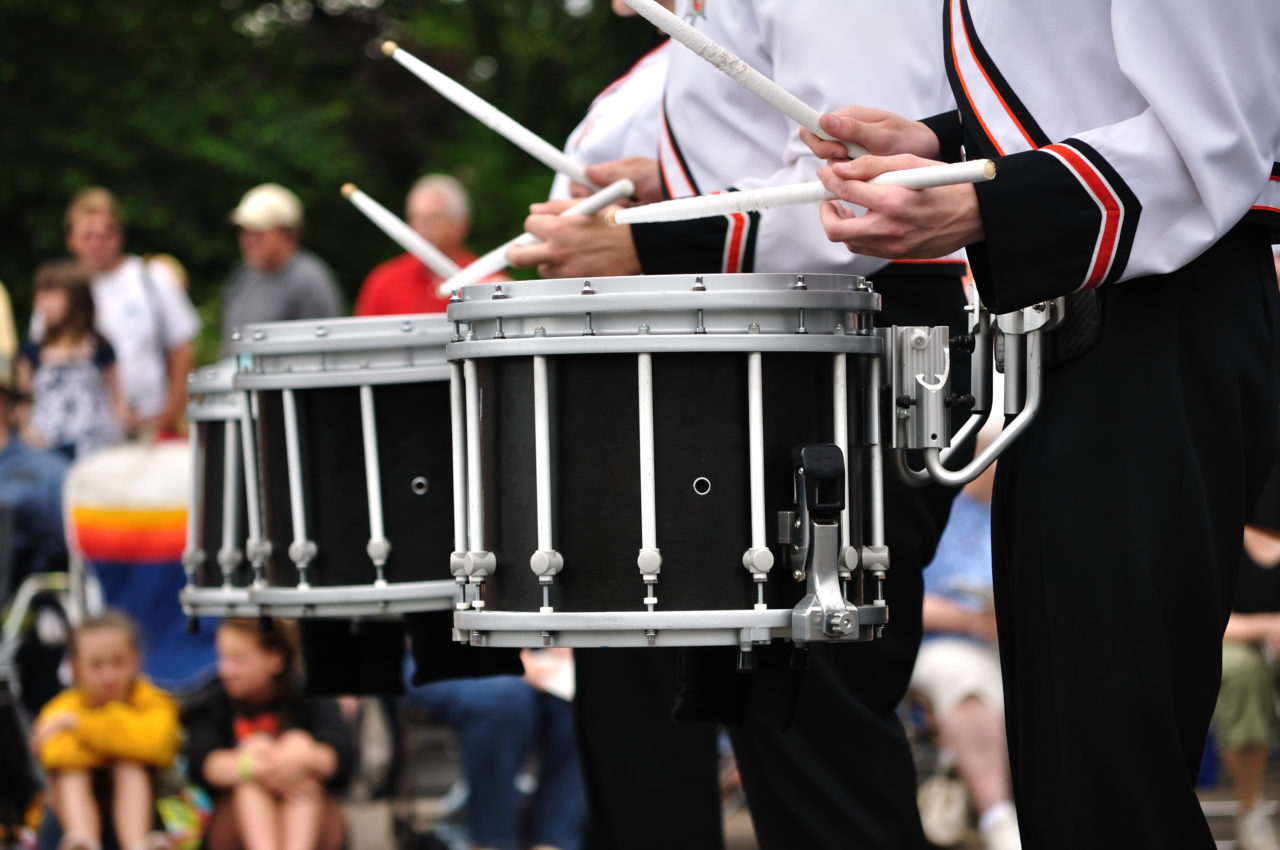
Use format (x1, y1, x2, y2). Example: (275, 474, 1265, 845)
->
(381, 40, 398, 57)
(604, 207, 619, 227)
(983, 159, 997, 180)
(340, 183, 357, 199)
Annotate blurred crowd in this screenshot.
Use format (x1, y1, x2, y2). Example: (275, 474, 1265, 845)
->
(1, 0, 1278, 848)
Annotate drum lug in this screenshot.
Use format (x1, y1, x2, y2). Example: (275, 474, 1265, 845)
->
(636, 548, 663, 575)
(530, 549, 565, 577)
(181, 547, 205, 574)
(741, 547, 774, 574)
(216, 545, 243, 571)
(366, 537, 391, 568)
(246, 538, 272, 570)
(288, 540, 317, 570)
(463, 550, 497, 578)
(450, 551, 469, 578)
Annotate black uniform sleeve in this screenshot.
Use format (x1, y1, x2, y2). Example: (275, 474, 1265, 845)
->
(968, 140, 1141, 313)
(631, 218, 736, 275)
(920, 111, 964, 164)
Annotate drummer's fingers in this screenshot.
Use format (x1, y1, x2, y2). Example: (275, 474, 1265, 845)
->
(529, 199, 577, 216)
(505, 238, 557, 270)
(800, 127, 854, 162)
(816, 163, 898, 214)
(819, 199, 864, 245)
(522, 212, 563, 241)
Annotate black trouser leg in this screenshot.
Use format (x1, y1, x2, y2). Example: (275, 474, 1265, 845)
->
(991, 227, 1280, 848)
(574, 648, 725, 850)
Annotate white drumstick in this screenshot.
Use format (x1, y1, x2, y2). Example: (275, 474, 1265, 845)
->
(383, 42, 600, 191)
(341, 183, 462, 279)
(619, 0, 867, 159)
(608, 160, 996, 226)
(438, 178, 636, 295)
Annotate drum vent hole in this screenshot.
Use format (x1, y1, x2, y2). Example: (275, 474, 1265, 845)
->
(411, 476, 429, 495)
(692, 477, 712, 496)
(930, 433, 938, 441)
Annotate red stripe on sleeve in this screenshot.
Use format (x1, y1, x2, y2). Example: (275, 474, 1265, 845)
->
(1045, 144, 1122, 289)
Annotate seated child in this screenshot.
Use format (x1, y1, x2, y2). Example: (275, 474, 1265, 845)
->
(182, 619, 352, 850)
(30, 610, 179, 850)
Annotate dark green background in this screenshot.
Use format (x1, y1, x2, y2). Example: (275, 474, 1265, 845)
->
(0, 0, 655, 362)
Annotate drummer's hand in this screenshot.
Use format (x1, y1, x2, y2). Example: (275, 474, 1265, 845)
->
(569, 158, 663, 207)
(800, 106, 941, 162)
(507, 200, 641, 279)
(815, 154, 984, 260)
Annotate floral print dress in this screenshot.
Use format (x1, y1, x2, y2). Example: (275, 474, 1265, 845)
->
(20, 336, 123, 460)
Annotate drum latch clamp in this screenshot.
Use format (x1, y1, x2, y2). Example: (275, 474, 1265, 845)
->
(788, 444, 861, 643)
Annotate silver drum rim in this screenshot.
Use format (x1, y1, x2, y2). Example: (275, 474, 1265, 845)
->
(446, 273, 882, 358)
(231, 313, 454, 389)
(187, 358, 246, 422)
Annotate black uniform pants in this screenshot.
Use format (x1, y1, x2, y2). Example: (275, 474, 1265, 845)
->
(574, 647, 725, 850)
(574, 272, 969, 850)
(991, 225, 1280, 848)
(728, 275, 970, 850)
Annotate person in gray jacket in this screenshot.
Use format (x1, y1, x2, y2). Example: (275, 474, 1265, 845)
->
(221, 183, 342, 338)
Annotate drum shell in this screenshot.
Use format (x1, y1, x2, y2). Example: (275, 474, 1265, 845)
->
(472, 350, 869, 615)
(193, 419, 253, 589)
(254, 379, 455, 589)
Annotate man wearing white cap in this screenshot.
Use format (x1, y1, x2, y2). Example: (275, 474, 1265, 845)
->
(221, 183, 343, 336)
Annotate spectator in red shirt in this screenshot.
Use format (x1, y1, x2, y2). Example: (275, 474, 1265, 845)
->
(354, 174, 485, 316)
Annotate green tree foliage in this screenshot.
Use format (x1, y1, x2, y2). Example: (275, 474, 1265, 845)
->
(0, 0, 654, 361)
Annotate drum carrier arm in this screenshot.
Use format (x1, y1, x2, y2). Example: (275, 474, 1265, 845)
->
(887, 293, 1065, 488)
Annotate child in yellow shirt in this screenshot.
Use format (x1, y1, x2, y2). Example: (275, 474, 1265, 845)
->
(31, 610, 179, 850)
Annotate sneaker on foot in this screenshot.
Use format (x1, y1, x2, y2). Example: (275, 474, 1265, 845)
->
(1239, 804, 1280, 850)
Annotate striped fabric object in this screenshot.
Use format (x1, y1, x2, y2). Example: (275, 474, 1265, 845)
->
(65, 441, 189, 563)
(65, 440, 217, 691)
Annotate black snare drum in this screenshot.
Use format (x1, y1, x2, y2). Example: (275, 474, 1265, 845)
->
(447, 273, 906, 651)
(231, 315, 460, 618)
(181, 360, 261, 617)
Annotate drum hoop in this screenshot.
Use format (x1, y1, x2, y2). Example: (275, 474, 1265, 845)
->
(451, 272, 873, 299)
(229, 315, 454, 356)
(246, 581, 458, 617)
(230, 334, 454, 356)
(453, 604, 889, 647)
(186, 405, 247, 422)
(249, 580, 458, 606)
(181, 586, 258, 618)
(446, 333, 881, 359)
(447, 289, 879, 322)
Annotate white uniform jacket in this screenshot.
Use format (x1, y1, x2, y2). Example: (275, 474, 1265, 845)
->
(551, 39, 672, 202)
(633, 0, 959, 276)
(939, 0, 1280, 311)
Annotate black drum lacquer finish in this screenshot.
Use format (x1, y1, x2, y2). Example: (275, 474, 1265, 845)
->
(195, 420, 252, 589)
(256, 381, 456, 588)
(478, 352, 866, 614)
